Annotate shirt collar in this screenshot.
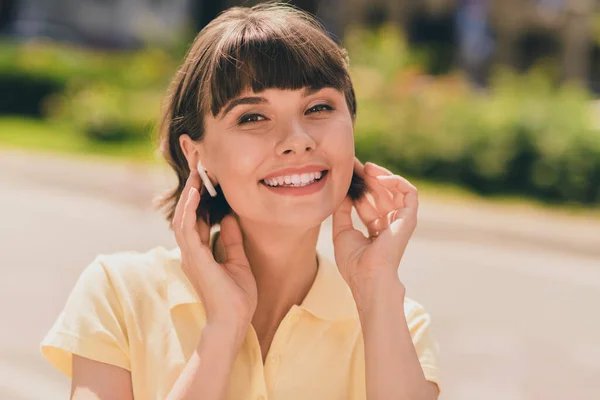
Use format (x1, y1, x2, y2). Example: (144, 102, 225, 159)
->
(166, 231, 358, 321)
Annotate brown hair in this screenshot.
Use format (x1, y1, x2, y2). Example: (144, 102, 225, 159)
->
(155, 2, 365, 228)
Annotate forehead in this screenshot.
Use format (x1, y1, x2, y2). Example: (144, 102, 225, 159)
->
(204, 38, 350, 116)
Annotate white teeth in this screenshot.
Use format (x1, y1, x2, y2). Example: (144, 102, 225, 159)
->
(263, 171, 326, 187)
(300, 173, 311, 183)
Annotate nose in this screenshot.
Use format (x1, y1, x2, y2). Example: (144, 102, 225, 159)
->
(275, 123, 316, 156)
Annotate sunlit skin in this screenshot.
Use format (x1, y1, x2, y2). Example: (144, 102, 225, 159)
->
(69, 86, 438, 400)
(177, 86, 438, 399)
(180, 87, 355, 347)
(203, 86, 355, 229)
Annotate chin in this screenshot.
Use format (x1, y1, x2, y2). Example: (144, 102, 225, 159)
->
(266, 202, 336, 229)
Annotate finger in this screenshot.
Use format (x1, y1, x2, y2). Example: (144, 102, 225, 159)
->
(220, 215, 250, 267)
(196, 215, 210, 246)
(354, 194, 385, 237)
(332, 196, 354, 241)
(399, 188, 419, 213)
(392, 190, 405, 211)
(353, 157, 367, 179)
(364, 162, 394, 177)
(173, 168, 201, 231)
(366, 175, 395, 217)
(354, 157, 385, 218)
(388, 191, 419, 237)
(180, 186, 201, 247)
(179, 186, 217, 276)
(356, 159, 395, 217)
(380, 177, 418, 215)
(375, 175, 416, 196)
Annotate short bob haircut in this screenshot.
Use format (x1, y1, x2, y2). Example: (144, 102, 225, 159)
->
(156, 2, 366, 228)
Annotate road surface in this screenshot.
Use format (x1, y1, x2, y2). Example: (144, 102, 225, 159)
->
(1, 151, 599, 399)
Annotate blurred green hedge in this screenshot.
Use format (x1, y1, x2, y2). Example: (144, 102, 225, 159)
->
(0, 40, 174, 141)
(1, 28, 599, 205)
(347, 26, 600, 204)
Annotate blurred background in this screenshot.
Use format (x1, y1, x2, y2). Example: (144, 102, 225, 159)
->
(0, 0, 599, 399)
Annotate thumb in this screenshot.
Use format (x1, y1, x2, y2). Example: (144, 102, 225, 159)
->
(220, 214, 249, 267)
(332, 196, 354, 241)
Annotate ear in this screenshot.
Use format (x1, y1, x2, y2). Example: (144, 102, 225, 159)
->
(179, 134, 202, 172)
(178, 134, 217, 185)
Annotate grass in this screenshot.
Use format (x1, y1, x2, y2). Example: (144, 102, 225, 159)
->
(1, 116, 598, 221)
(0, 117, 157, 163)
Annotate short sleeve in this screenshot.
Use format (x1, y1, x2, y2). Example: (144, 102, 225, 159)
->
(40, 257, 130, 377)
(405, 299, 441, 392)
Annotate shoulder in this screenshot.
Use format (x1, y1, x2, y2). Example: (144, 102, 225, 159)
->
(94, 245, 180, 277)
(85, 246, 182, 301)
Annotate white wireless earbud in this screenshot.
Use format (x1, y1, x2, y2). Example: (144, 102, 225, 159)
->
(197, 160, 217, 197)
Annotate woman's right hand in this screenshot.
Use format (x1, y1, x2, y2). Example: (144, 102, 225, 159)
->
(173, 168, 257, 345)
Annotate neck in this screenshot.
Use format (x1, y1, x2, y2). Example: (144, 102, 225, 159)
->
(215, 218, 321, 330)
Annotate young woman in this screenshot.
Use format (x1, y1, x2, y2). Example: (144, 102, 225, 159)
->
(41, 3, 440, 399)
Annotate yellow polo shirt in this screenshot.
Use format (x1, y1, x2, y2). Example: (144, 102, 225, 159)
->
(41, 233, 440, 399)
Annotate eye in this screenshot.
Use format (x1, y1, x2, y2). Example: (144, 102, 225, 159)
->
(306, 104, 334, 114)
(238, 113, 266, 125)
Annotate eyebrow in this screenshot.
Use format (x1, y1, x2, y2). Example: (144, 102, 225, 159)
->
(219, 87, 327, 119)
(219, 97, 267, 119)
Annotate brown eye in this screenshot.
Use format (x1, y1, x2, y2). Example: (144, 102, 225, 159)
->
(238, 114, 266, 124)
(306, 104, 333, 114)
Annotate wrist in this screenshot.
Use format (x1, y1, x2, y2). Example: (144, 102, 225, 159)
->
(202, 322, 249, 353)
(350, 270, 405, 317)
(348, 268, 403, 295)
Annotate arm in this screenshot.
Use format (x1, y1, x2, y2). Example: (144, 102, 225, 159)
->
(71, 356, 133, 400)
(71, 324, 243, 400)
(165, 324, 244, 400)
(353, 271, 439, 400)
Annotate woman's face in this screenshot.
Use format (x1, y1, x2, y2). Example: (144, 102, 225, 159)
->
(201, 87, 355, 228)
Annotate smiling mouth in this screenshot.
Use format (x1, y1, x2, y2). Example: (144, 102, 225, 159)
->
(260, 170, 329, 188)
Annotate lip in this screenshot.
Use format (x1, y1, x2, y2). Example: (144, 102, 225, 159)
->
(261, 165, 328, 181)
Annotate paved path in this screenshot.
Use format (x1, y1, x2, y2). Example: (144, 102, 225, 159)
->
(1, 149, 599, 399)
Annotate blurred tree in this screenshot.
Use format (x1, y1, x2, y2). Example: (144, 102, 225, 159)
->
(490, 0, 527, 68)
(456, 0, 494, 86)
(0, 0, 17, 33)
(190, 0, 226, 32)
(560, 0, 595, 85)
(189, 0, 317, 33)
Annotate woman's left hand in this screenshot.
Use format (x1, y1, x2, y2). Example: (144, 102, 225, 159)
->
(332, 158, 418, 294)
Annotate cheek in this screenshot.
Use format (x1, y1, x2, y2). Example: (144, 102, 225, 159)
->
(209, 136, 268, 214)
(317, 118, 355, 196)
(318, 117, 355, 174)
(215, 138, 266, 183)
(319, 116, 354, 156)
